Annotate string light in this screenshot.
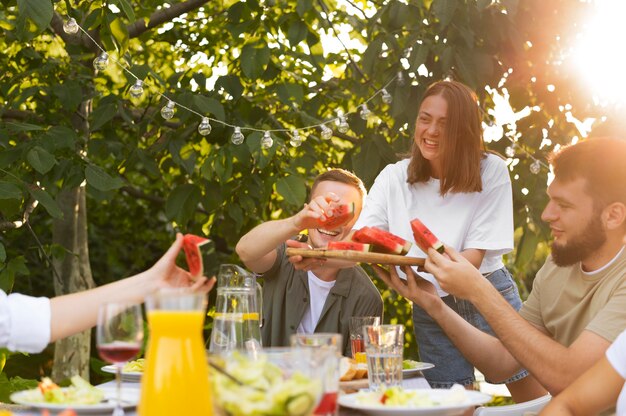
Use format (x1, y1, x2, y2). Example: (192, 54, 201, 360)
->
(397, 71, 405, 86)
(530, 159, 541, 174)
(198, 117, 212, 136)
(381, 89, 393, 104)
(359, 104, 371, 120)
(289, 129, 302, 147)
(93, 52, 109, 71)
(337, 116, 349, 133)
(261, 131, 273, 149)
(505, 143, 517, 158)
(231, 127, 245, 145)
(160, 101, 176, 120)
(63, 17, 79, 34)
(321, 125, 333, 140)
(129, 80, 144, 98)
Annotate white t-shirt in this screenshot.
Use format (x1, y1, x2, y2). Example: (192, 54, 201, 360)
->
(297, 271, 336, 334)
(0, 290, 51, 353)
(354, 153, 513, 296)
(606, 329, 626, 415)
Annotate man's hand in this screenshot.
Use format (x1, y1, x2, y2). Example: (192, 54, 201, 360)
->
(285, 239, 328, 271)
(291, 192, 341, 231)
(425, 245, 488, 301)
(372, 264, 442, 310)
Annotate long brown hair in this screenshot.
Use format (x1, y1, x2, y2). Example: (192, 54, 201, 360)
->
(407, 80, 485, 195)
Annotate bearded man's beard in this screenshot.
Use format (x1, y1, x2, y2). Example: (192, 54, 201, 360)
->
(551, 214, 606, 267)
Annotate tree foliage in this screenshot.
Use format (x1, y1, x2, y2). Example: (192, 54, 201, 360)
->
(0, 0, 611, 379)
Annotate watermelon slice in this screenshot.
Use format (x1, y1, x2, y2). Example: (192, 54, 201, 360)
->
(352, 226, 412, 255)
(327, 241, 371, 252)
(410, 218, 444, 254)
(315, 203, 355, 229)
(182, 234, 211, 278)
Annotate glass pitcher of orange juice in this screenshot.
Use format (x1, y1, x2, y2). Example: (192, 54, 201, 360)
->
(139, 289, 213, 416)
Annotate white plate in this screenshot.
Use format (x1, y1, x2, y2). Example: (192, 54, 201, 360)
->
(10, 386, 139, 413)
(403, 362, 435, 377)
(338, 388, 492, 416)
(101, 365, 142, 382)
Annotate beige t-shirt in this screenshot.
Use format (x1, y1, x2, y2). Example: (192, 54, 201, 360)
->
(519, 247, 626, 346)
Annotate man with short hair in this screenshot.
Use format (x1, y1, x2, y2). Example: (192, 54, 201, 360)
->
(375, 137, 626, 398)
(236, 169, 383, 356)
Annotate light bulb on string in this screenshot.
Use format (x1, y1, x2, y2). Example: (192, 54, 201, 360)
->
(93, 52, 109, 71)
(381, 89, 393, 104)
(337, 116, 349, 133)
(129, 80, 144, 98)
(321, 125, 333, 140)
(261, 131, 273, 149)
(530, 159, 541, 175)
(290, 129, 302, 147)
(231, 127, 245, 145)
(397, 71, 405, 86)
(198, 117, 212, 136)
(63, 17, 79, 34)
(359, 104, 371, 120)
(160, 101, 176, 120)
(505, 143, 517, 158)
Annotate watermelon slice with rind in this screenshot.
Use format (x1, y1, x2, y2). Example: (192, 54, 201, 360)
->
(182, 234, 211, 279)
(327, 241, 371, 252)
(352, 226, 412, 255)
(410, 218, 445, 254)
(315, 203, 355, 230)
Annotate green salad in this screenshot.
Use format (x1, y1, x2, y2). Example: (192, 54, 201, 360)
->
(356, 385, 469, 407)
(122, 358, 145, 372)
(402, 359, 421, 370)
(18, 375, 104, 405)
(210, 352, 322, 416)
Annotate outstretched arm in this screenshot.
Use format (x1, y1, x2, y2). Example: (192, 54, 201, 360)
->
(426, 246, 610, 394)
(236, 192, 339, 273)
(49, 233, 214, 342)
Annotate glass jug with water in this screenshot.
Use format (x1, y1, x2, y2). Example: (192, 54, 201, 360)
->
(209, 264, 263, 353)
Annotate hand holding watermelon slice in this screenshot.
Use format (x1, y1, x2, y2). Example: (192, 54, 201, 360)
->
(182, 233, 211, 279)
(410, 218, 444, 254)
(293, 192, 355, 231)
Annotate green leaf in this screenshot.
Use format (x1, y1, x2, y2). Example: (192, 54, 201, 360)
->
(362, 36, 383, 75)
(276, 83, 304, 107)
(0, 243, 5, 263)
(26, 146, 57, 174)
(165, 184, 201, 224)
(287, 20, 308, 45)
(52, 80, 83, 111)
(515, 226, 541, 269)
(296, 0, 313, 16)
(0, 257, 28, 292)
(116, 0, 136, 22)
(0, 182, 22, 200)
(109, 17, 129, 54)
(4, 121, 44, 132)
(276, 175, 306, 206)
(43, 126, 78, 151)
(216, 75, 244, 99)
(240, 43, 271, 79)
(431, 0, 457, 28)
(352, 140, 383, 186)
(409, 41, 430, 72)
(28, 188, 62, 218)
(91, 103, 118, 131)
(16, 0, 53, 33)
(85, 165, 124, 192)
(193, 96, 226, 121)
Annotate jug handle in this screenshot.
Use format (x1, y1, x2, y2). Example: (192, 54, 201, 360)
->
(256, 282, 263, 328)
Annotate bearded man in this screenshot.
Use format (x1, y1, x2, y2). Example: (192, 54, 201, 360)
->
(374, 137, 626, 401)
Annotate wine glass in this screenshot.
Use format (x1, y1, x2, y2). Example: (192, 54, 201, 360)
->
(97, 302, 143, 416)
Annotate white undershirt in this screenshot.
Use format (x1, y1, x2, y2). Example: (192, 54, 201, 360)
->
(297, 271, 336, 334)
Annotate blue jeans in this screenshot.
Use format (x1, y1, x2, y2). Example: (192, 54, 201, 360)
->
(412, 267, 529, 388)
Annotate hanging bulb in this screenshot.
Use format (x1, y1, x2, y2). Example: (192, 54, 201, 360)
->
(93, 52, 109, 71)
(198, 117, 212, 136)
(290, 129, 302, 147)
(160, 101, 176, 120)
(397, 71, 405, 86)
(505, 143, 517, 158)
(129, 80, 144, 98)
(381, 88, 393, 104)
(337, 116, 349, 133)
(63, 17, 79, 34)
(321, 125, 333, 140)
(530, 159, 541, 174)
(231, 127, 245, 145)
(359, 104, 371, 120)
(261, 131, 273, 149)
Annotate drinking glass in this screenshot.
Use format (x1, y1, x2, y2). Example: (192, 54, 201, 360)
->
(97, 302, 143, 416)
(363, 324, 404, 391)
(349, 316, 380, 363)
(291, 333, 341, 416)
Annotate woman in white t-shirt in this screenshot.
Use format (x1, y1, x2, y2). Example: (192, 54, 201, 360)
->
(354, 80, 530, 392)
(540, 328, 626, 415)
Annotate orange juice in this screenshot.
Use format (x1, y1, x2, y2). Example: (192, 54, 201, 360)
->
(138, 310, 213, 416)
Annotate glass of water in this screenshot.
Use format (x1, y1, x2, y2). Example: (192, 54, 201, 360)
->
(363, 324, 404, 391)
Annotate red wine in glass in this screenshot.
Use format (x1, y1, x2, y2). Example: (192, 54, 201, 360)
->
(98, 343, 141, 364)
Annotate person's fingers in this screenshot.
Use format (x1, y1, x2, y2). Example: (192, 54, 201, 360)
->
(157, 233, 184, 267)
(372, 264, 393, 287)
(192, 276, 216, 293)
(441, 244, 464, 262)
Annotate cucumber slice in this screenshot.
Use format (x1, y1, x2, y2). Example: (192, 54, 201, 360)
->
(285, 392, 315, 416)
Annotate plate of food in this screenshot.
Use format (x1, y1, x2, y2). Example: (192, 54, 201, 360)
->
(101, 358, 144, 382)
(338, 386, 491, 415)
(285, 248, 425, 267)
(402, 360, 435, 377)
(339, 358, 435, 392)
(10, 376, 140, 414)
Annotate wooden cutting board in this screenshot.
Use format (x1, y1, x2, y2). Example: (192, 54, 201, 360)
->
(285, 248, 425, 266)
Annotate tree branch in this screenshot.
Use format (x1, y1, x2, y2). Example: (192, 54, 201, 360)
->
(0, 198, 39, 231)
(127, 0, 210, 38)
(1, 109, 44, 123)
